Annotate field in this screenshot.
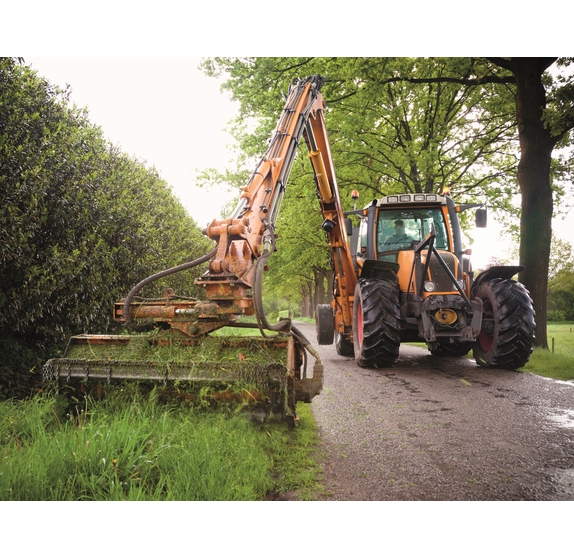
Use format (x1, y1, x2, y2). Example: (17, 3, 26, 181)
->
(521, 322, 574, 380)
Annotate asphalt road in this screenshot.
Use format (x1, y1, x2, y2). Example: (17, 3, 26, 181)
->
(295, 322, 574, 501)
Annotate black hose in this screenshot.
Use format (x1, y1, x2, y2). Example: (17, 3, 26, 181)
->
(251, 223, 291, 336)
(122, 247, 217, 327)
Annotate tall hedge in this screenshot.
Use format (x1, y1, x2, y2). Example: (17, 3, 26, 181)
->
(0, 58, 214, 398)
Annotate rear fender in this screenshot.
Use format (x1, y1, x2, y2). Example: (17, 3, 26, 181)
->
(471, 266, 524, 296)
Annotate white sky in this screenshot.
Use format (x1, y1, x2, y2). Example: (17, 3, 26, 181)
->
(27, 57, 239, 227)
(23, 57, 574, 269)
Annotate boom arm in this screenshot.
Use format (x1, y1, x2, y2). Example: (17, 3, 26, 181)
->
(118, 76, 355, 338)
(302, 89, 357, 334)
(198, 75, 356, 333)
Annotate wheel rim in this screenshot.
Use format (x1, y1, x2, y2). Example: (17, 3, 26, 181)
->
(478, 300, 494, 351)
(356, 297, 364, 348)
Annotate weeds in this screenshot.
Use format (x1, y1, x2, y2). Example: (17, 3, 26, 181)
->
(0, 386, 321, 501)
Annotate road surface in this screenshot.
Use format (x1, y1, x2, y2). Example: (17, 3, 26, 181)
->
(295, 322, 574, 500)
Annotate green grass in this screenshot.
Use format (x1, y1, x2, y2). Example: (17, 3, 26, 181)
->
(0, 390, 321, 501)
(261, 401, 324, 500)
(65, 334, 289, 364)
(521, 322, 574, 380)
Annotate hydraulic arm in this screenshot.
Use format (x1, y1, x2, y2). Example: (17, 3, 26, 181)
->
(43, 75, 353, 419)
(199, 75, 355, 336)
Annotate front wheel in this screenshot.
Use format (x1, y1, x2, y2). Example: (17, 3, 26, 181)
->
(335, 330, 354, 357)
(472, 278, 535, 369)
(353, 277, 400, 368)
(316, 304, 334, 345)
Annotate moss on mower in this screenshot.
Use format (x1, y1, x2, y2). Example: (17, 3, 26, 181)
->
(48, 333, 297, 415)
(65, 334, 290, 365)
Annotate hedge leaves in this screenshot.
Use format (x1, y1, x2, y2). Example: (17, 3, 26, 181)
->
(0, 58, 213, 397)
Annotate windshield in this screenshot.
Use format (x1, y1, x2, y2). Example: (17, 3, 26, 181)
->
(377, 208, 449, 253)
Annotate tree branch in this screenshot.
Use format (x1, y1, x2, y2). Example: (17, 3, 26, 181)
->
(372, 74, 516, 87)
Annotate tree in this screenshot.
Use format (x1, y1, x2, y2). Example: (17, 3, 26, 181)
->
(202, 58, 518, 201)
(202, 57, 521, 307)
(549, 235, 574, 279)
(485, 58, 574, 348)
(548, 271, 574, 321)
(261, 158, 333, 316)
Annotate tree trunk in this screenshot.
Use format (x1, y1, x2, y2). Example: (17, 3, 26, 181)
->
(300, 281, 313, 318)
(314, 267, 327, 307)
(513, 59, 557, 350)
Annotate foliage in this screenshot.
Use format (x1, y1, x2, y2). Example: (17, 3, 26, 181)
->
(548, 270, 574, 321)
(549, 235, 574, 279)
(202, 57, 519, 200)
(547, 236, 573, 320)
(0, 58, 213, 398)
(262, 157, 333, 311)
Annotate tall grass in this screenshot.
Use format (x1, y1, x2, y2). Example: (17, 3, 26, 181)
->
(0, 391, 276, 500)
(0, 387, 321, 501)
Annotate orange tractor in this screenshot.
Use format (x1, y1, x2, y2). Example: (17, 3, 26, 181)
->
(317, 190, 535, 370)
(44, 76, 535, 420)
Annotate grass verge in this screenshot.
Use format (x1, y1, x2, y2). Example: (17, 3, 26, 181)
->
(521, 322, 574, 381)
(0, 389, 321, 501)
(262, 401, 324, 500)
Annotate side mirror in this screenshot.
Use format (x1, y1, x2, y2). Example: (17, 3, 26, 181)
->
(475, 208, 487, 228)
(344, 217, 353, 236)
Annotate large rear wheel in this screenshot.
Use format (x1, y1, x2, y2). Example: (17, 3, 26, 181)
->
(353, 277, 400, 368)
(472, 278, 535, 369)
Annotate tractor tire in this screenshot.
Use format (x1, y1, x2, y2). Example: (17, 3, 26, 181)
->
(472, 278, 536, 369)
(335, 330, 354, 357)
(316, 304, 334, 345)
(353, 277, 400, 368)
(429, 341, 472, 357)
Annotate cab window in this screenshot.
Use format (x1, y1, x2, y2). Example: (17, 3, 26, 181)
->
(377, 208, 449, 254)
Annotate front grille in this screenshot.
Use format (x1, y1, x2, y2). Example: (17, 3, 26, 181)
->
(428, 252, 460, 292)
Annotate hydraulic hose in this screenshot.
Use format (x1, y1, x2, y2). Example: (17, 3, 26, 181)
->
(252, 250, 291, 335)
(252, 222, 291, 336)
(122, 247, 218, 327)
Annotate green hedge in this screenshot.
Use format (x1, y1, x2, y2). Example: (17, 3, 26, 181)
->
(0, 58, 213, 398)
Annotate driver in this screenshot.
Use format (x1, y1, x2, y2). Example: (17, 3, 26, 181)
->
(382, 220, 415, 250)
